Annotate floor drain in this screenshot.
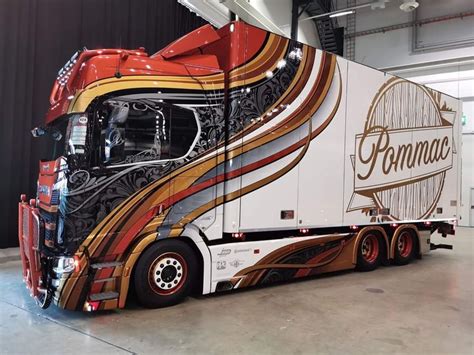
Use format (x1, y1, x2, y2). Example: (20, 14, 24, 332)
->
(366, 288, 384, 293)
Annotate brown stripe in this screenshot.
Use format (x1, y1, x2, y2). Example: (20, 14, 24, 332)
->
(236, 235, 346, 287)
(85, 50, 321, 255)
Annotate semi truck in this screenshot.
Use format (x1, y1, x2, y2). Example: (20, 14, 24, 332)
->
(18, 21, 461, 311)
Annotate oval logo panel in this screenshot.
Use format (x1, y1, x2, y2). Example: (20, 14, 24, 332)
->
(347, 78, 456, 221)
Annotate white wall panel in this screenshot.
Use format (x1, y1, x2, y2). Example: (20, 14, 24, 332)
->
(297, 57, 348, 228)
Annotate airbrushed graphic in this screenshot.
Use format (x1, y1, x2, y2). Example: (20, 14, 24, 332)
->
(55, 25, 344, 310)
(347, 78, 457, 221)
(232, 234, 354, 288)
(18, 21, 460, 312)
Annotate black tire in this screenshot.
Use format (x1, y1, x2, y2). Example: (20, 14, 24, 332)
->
(134, 240, 198, 308)
(393, 229, 416, 266)
(35, 289, 52, 309)
(356, 232, 382, 272)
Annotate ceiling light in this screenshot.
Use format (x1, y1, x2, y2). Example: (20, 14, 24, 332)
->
(400, 0, 419, 12)
(329, 10, 355, 18)
(371, 0, 389, 10)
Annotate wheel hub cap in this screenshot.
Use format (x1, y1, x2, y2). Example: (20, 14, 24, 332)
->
(149, 253, 186, 295)
(361, 234, 379, 263)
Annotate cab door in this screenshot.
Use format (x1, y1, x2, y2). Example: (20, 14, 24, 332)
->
(166, 73, 224, 241)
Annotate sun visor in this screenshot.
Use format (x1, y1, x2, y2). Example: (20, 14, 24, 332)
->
(153, 24, 221, 59)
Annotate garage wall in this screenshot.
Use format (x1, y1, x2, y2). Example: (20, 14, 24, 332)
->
(335, 0, 474, 69)
(227, 0, 321, 48)
(0, 0, 207, 248)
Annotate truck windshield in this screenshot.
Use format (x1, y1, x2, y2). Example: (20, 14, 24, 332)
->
(34, 114, 88, 161)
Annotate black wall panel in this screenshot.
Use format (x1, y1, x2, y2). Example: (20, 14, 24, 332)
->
(0, 0, 207, 248)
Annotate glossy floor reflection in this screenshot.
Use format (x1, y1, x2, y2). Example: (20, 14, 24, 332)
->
(1, 228, 473, 354)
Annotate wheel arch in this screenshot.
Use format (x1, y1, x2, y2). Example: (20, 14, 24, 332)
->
(352, 226, 389, 265)
(389, 224, 421, 260)
(117, 224, 211, 308)
(178, 223, 212, 296)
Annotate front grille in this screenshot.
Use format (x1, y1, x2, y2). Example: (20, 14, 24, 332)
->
(45, 228, 53, 243)
(51, 190, 60, 205)
(44, 228, 56, 247)
(22, 208, 29, 237)
(40, 210, 56, 247)
(32, 214, 41, 249)
(41, 210, 56, 224)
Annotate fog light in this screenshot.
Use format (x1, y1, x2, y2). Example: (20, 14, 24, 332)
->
(53, 256, 79, 274)
(85, 300, 100, 312)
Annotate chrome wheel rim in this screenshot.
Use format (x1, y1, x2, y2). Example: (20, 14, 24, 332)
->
(149, 252, 187, 295)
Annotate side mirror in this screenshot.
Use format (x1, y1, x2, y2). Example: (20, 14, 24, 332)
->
(31, 126, 62, 141)
(51, 130, 63, 141)
(31, 127, 46, 137)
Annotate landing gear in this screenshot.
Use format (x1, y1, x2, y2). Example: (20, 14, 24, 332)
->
(134, 240, 197, 308)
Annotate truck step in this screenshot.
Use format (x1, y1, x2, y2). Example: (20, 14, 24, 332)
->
(89, 291, 119, 301)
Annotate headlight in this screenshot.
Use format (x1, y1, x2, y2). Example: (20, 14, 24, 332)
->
(53, 256, 79, 274)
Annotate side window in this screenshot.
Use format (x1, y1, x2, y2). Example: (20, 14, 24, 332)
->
(101, 100, 199, 165)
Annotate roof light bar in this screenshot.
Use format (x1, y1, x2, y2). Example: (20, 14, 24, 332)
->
(329, 10, 355, 18)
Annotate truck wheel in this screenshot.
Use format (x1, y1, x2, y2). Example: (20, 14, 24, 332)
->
(134, 240, 197, 308)
(35, 289, 52, 309)
(356, 232, 381, 271)
(394, 229, 415, 265)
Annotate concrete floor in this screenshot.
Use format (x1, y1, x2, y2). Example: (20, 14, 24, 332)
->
(0, 228, 473, 355)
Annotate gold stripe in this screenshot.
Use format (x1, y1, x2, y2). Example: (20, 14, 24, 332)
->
(69, 35, 285, 114)
(233, 56, 336, 156)
(228, 34, 282, 80)
(69, 77, 223, 113)
(118, 233, 157, 308)
(172, 58, 341, 230)
(85, 55, 335, 254)
(228, 41, 289, 88)
(174, 114, 314, 227)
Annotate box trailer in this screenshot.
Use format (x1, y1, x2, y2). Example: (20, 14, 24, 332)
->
(18, 21, 461, 311)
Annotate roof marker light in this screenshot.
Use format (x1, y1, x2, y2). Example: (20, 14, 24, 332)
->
(329, 10, 355, 18)
(277, 59, 287, 69)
